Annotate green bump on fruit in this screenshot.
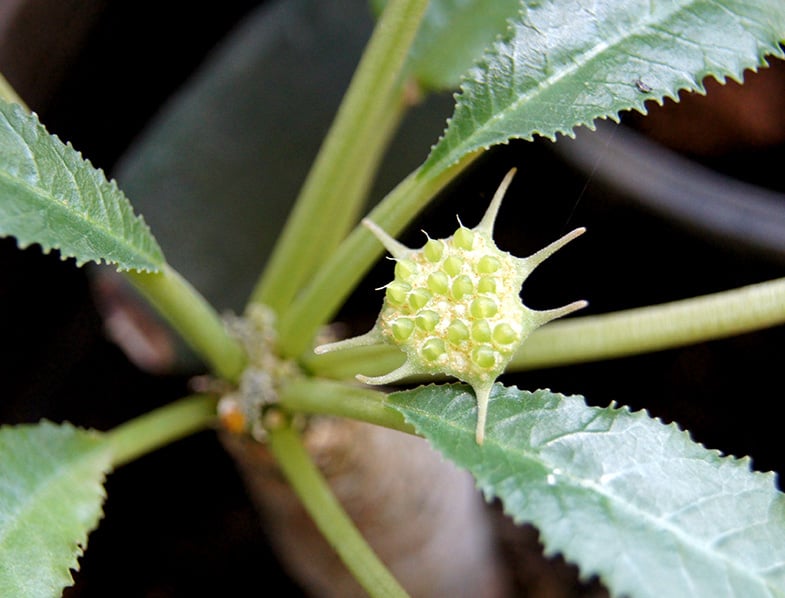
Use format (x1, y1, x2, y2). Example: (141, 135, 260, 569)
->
(422, 337, 446, 361)
(492, 322, 519, 345)
(471, 296, 498, 318)
(386, 281, 410, 305)
(315, 169, 587, 446)
(427, 271, 450, 295)
(454, 227, 475, 250)
(447, 320, 470, 344)
(416, 310, 440, 331)
(408, 288, 432, 310)
(392, 318, 415, 341)
(394, 259, 418, 280)
(424, 238, 444, 262)
(477, 276, 497, 293)
(443, 255, 463, 277)
(451, 275, 474, 300)
(471, 345, 497, 369)
(471, 319, 491, 342)
(477, 255, 501, 274)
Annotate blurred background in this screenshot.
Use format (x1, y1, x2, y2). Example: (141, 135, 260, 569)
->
(1, 0, 784, 595)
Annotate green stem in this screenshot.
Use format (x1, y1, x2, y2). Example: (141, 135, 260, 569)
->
(125, 265, 246, 383)
(304, 343, 405, 381)
(278, 151, 480, 358)
(0, 75, 244, 382)
(106, 394, 217, 468)
(266, 422, 410, 598)
(249, 0, 429, 314)
(509, 277, 785, 370)
(306, 277, 785, 378)
(280, 377, 415, 435)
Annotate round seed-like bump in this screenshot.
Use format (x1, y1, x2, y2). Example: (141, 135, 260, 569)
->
(385, 281, 411, 305)
(394, 259, 417, 281)
(477, 255, 501, 274)
(421, 337, 446, 362)
(408, 288, 432, 310)
(451, 275, 474, 300)
(471, 345, 497, 369)
(427, 271, 450, 295)
(443, 255, 463, 277)
(492, 322, 519, 345)
(447, 320, 470, 344)
(391, 317, 415, 341)
(424, 238, 445, 262)
(454, 227, 475, 250)
(471, 319, 491, 342)
(471, 296, 498, 318)
(477, 276, 497, 293)
(416, 310, 440, 331)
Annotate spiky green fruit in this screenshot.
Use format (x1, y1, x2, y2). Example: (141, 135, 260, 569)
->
(315, 169, 586, 444)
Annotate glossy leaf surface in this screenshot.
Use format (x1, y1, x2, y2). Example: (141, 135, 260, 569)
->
(0, 101, 164, 271)
(423, 0, 785, 174)
(388, 384, 785, 597)
(372, 0, 521, 90)
(0, 422, 111, 597)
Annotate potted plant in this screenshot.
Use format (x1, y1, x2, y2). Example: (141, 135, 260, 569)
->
(2, 0, 785, 595)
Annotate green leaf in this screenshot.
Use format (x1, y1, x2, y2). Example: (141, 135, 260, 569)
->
(0, 100, 165, 271)
(388, 384, 785, 598)
(372, 0, 521, 90)
(0, 421, 112, 597)
(423, 0, 785, 174)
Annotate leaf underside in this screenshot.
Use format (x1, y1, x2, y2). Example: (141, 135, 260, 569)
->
(423, 0, 785, 174)
(388, 384, 785, 598)
(0, 421, 112, 597)
(0, 100, 164, 271)
(373, 0, 522, 90)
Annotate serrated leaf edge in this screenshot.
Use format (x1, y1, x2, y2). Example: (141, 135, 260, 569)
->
(424, 2, 785, 172)
(0, 101, 165, 272)
(0, 420, 112, 594)
(389, 383, 785, 595)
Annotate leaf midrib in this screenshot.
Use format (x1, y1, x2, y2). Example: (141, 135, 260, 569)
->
(399, 396, 781, 594)
(0, 440, 107, 551)
(0, 167, 160, 269)
(0, 435, 109, 592)
(427, 0, 753, 172)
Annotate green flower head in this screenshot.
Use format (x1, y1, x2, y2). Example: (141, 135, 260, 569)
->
(316, 169, 586, 444)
